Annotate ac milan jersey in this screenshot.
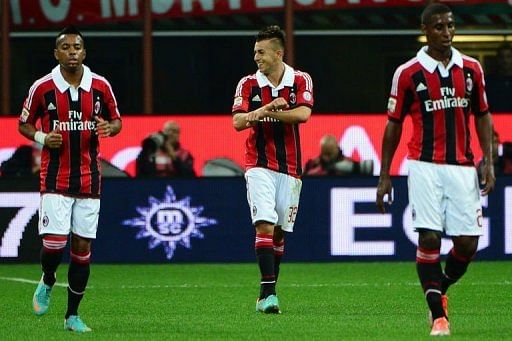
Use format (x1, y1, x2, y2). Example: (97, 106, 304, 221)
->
(387, 47, 489, 165)
(20, 65, 121, 197)
(232, 63, 314, 176)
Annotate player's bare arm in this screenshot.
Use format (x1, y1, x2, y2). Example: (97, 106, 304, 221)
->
(94, 117, 122, 138)
(376, 120, 403, 213)
(232, 98, 286, 131)
(266, 105, 311, 124)
(19, 122, 63, 149)
(475, 112, 496, 195)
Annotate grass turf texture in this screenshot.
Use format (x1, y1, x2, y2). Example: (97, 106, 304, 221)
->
(1, 262, 511, 340)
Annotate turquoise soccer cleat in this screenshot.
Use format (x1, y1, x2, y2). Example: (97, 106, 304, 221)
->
(64, 315, 92, 333)
(33, 278, 52, 316)
(255, 295, 281, 314)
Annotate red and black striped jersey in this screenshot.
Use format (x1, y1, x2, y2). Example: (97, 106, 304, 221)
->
(19, 65, 121, 197)
(387, 47, 489, 165)
(232, 63, 314, 177)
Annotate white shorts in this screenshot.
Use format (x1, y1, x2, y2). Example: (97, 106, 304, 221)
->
(408, 160, 483, 236)
(38, 193, 100, 239)
(245, 167, 302, 232)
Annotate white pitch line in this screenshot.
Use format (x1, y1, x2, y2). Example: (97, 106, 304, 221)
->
(1, 276, 510, 290)
(0, 276, 68, 287)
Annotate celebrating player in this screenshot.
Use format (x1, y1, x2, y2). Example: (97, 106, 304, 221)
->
(232, 25, 313, 313)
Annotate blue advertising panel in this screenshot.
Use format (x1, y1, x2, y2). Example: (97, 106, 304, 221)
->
(1, 177, 512, 263)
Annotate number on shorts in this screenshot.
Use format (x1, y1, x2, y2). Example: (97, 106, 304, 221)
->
(476, 208, 483, 228)
(288, 206, 298, 223)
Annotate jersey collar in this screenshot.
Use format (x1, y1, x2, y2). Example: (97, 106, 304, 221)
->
(51, 64, 93, 93)
(417, 46, 463, 73)
(256, 62, 294, 90)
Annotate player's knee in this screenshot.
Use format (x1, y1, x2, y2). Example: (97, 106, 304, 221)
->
(418, 230, 441, 249)
(273, 226, 284, 243)
(254, 221, 274, 234)
(71, 233, 92, 254)
(453, 236, 478, 257)
(42, 234, 68, 253)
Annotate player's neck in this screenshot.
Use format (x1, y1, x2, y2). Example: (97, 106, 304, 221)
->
(426, 47, 452, 67)
(266, 62, 285, 87)
(60, 65, 84, 88)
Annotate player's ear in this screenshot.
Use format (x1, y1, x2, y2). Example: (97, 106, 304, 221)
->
(83, 48, 86, 60)
(54, 49, 58, 61)
(421, 24, 427, 35)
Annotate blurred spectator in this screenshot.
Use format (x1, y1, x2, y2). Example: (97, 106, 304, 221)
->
(486, 43, 512, 112)
(478, 130, 512, 176)
(136, 121, 195, 178)
(304, 135, 365, 176)
(0, 143, 41, 177)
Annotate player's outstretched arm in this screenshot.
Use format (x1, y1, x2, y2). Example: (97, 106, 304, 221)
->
(376, 120, 402, 213)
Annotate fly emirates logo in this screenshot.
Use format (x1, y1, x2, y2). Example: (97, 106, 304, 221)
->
(52, 110, 96, 131)
(424, 87, 469, 112)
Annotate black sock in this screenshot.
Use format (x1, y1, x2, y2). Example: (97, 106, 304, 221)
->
(255, 233, 275, 299)
(40, 235, 68, 287)
(65, 253, 90, 319)
(441, 248, 472, 294)
(416, 247, 445, 320)
(274, 240, 284, 282)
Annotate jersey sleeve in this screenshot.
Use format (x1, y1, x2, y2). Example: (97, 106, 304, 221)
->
(232, 76, 252, 114)
(471, 61, 490, 116)
(102, 79, 121, 121)
(19, 81, 43, 125)
(387, 65, 411, 123)
(295, 71, 314, 108)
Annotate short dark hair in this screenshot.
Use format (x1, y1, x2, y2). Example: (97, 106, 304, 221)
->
(421, 3, 452, 25)
(55, 25, 84, 47)
(256, 25, 285, 49)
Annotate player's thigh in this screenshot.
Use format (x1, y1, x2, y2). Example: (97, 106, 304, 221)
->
(245, 167, 278, 225)
(71, 198, 100, 239)
(275, 174, 302, 232)
(443, 165, 483, 236)
(408, 160, 445, 232)
(39, 193, 73, 235)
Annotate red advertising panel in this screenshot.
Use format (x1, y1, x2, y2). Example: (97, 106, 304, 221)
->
(1, 114, 510, 177)
(9, 0, 507, 29)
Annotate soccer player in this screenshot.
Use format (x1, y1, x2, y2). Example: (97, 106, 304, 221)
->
(232, 25, 313, 313)
(18, 26, 122, 332)
(376, 3, 495, 336)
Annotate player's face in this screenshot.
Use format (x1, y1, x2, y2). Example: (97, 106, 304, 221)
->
(54, 34, 86, 73)
(254, 39, 282, 75)
(423, 12, 455, 53)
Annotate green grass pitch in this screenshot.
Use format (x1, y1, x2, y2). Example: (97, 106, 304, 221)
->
(1, 261, 511, 340)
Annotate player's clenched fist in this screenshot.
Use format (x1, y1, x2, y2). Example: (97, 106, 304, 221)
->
(267, 97, 289, 111)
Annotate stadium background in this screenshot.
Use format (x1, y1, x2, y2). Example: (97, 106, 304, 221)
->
(1, 0, 512, 264)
